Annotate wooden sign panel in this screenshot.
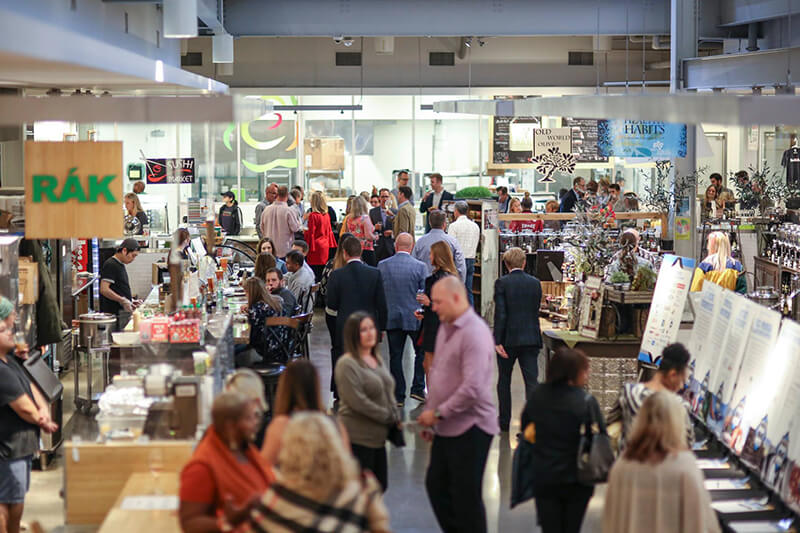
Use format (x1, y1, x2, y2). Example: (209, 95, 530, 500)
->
(25, 141, 123, 239)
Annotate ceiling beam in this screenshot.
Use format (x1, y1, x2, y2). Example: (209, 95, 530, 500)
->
(222, 0, 670, 37)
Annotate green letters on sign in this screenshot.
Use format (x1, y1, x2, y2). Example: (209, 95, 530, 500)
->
(31, 169, 117, 203)
(32, 175, 59, 203)
(89, 174, 117, 203)
(59, 168, 88, 203)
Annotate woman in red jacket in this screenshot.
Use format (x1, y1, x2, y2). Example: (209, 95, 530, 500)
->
(304, 191, 338, 281)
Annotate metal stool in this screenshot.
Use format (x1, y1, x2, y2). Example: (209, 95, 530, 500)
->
(254, 363, 286, 421)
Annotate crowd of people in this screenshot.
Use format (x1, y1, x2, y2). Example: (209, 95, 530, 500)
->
(172, 171, 725, 533)
(0, 171, 726, 533)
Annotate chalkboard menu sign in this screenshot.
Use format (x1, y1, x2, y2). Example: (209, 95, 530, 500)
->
(563, 118, 608, 163)
(489, 96, 540, 168)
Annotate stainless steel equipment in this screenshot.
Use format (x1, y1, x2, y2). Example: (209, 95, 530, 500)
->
(76, 312, 116, 348)
(747, 286, 782, 309)
(73, 312, 116, 412)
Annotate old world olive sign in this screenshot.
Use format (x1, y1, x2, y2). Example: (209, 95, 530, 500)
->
(25, 141, 123, 238)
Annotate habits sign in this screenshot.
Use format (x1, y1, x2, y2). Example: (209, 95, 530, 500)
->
(145, 158, 195, 184)
(25, 141, 123, 239)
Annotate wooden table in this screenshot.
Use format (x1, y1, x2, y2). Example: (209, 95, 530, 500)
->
(98, 473, 180, 533)
(542, 328, 642, 361)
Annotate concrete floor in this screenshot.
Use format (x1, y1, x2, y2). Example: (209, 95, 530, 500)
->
(23, 311, 606, 532)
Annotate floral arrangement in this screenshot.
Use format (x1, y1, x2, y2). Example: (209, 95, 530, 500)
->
(642, 160, 703, 215)
(565, 202, 618, 277)
(729, 166, 786, 214)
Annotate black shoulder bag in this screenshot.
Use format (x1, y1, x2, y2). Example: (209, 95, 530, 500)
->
(576, 392, 615, 485)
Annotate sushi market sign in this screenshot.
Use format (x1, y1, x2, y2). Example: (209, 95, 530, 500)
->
(25, 141, 123, 239)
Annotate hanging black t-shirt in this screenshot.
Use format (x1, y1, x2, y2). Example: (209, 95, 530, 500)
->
(782, 147, 800, 187)
(0, 355, 39, 460)
(100, 256, 132, 315)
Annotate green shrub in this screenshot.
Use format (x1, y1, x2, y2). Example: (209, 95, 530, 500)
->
(455, 186, 493, 199)
(609, 271, 630, 284)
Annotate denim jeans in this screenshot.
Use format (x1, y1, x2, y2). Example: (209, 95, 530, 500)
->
(386, 329, 426, 403)
(465, 258, 475, 306)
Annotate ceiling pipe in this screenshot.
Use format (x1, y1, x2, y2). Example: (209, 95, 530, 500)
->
(746, 22, 760, 52)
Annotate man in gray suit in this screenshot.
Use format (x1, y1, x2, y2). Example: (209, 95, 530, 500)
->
(378, 233, 429, 405)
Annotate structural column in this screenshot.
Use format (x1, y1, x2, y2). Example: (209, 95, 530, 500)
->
(671, 0, 699, 259)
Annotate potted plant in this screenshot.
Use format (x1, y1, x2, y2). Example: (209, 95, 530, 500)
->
(609, 270, 630, 290)
(631, 265, 657, 291)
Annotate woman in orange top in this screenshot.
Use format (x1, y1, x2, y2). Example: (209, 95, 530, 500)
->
(179, 392, 274, 533)
(304, 191, 337, 281)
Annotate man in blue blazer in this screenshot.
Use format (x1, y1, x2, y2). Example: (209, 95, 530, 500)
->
(378, 233, 429, 405)
(419, 172, 454, 233)
(493, 247, 543, 432)
(326, 237, 388, 401)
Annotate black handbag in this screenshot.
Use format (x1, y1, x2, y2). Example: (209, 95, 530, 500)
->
(576, 393, 615, 485)
(510, 429, 536, 508)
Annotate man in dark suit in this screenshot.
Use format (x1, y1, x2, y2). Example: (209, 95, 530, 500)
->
(420, 172, 454, 233)
(370, 188, 396, 262)
(493, 247, 542, 432)
(559, 176, 586, 213)
(325, 236, 388, 401)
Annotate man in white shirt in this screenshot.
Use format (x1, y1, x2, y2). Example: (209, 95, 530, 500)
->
(447, 201, 480, 306)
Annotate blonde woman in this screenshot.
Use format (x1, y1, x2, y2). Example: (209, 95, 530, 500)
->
(124, 192, 149, 235)
(690, 231, 745, 293)
(334, 311, 400, 492)
(346, 196, 378, 266)
(415, 241, 458, 373)
(339, 195, 357, 238)
(304, 191, 337, 281)
(603, 392, 720, 533)
(225, 413, 390, 533)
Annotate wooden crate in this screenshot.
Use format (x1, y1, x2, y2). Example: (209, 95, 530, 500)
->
(541, 281, 570, 298)
(604, 287, 654, 304)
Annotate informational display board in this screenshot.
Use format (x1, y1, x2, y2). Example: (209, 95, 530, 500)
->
(145, 157, 195, 184)
(720, 305, 782, 452)
(597, 120, 688, 158)
(489, 96, 540, 168)
(562, 117, 608, 163)
(638, 255, 695, 365)
(25, 141, 123, 239)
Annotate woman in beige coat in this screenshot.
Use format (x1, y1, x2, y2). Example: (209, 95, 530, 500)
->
(603, 391, 720, 533)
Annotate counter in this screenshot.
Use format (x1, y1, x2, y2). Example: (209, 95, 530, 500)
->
(98, 472, 180, 533)
(542, 328, 641, 413)
(65, 440, 192, 525)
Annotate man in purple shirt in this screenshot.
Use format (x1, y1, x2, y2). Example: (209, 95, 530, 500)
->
(418, 276, 498, 533)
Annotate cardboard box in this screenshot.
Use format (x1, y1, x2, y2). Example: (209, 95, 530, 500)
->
(18, 257, 38, 304)
(304, 138, 345, 170)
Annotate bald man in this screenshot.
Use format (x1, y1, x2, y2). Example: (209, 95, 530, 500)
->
(377, 233, 429, 405)
(418, 276, 498, 533)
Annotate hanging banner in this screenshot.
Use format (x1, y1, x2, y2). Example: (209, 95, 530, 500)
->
(638, 254, 695, 365)
(25, 141, 123, 239)
(532, 128, 572, 157)
(145, 157, 196, 184)
(597, 120, 687, 158)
